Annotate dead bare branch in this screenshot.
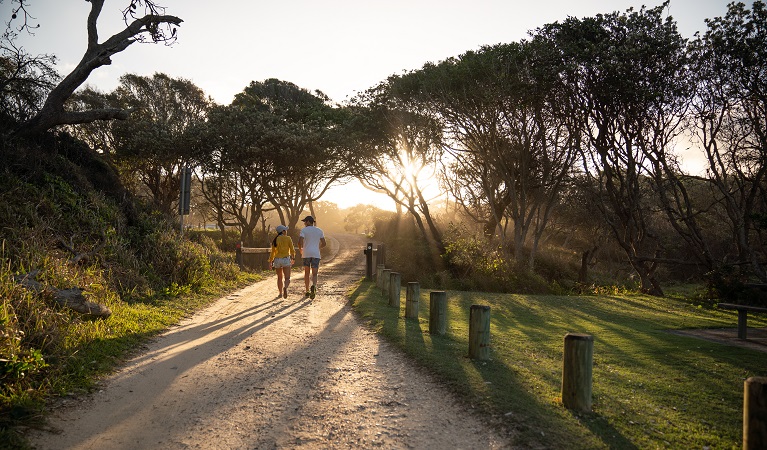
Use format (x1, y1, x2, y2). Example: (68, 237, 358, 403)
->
(14, 271, 112, 318)
(57, 231, 108, 265)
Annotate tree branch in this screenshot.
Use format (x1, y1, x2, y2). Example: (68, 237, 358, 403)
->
(13, 1, 182, 135)
(13, 271, 112, 317)
(86, 0, 103, 50)
(58, 108, 136, 125)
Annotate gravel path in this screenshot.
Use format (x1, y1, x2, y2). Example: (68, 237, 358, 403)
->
(28, 233, 512, 449)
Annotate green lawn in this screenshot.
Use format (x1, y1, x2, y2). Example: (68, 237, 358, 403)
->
(349, 281, 767, 449)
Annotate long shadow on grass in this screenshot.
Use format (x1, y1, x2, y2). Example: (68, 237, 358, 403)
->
(449, 291, 637, 449)
(492, 293, 762, 448)
(404, 315, 427, 350)
(352, 284, 625, 449)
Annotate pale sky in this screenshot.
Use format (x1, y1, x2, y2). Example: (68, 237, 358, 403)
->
(7, 0, 739, 210)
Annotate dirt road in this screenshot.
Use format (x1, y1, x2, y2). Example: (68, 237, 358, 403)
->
(28, 233, 512, 449)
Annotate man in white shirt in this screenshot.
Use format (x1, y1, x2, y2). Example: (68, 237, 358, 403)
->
(298, 215, 326, 299)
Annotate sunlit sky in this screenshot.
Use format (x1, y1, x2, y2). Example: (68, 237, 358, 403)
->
(8, 0, 741, 210)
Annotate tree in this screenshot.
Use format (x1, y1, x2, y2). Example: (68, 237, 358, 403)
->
(386, 41, 578, 269)
(0, 29, 59, 124)
(5, 0, 182, 135)
(231, 79, 357, 232)
(70, 73, 210, 216)
(310, 201, 343, 232)
(343, 204, 390, 235)
(348, 89, 445, 252)
(536, 3, 691, 295)
(198, 103, 273, 245)
(65, 85, 121, 155)
(114, 73, 210, 214)
(689, 0, 767, 282)
(197, 79, 357, 244)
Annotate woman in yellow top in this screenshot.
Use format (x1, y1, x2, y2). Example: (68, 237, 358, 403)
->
(269, 225, 296, 298)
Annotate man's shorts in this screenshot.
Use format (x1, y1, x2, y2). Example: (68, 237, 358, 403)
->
(272, 256, 292, 268)
(302, 257, 321, 269)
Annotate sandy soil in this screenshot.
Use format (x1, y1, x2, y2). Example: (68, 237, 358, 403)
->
(27, 233, 512, 450)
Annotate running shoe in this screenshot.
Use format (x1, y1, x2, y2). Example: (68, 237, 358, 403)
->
(310, 285, 316, 300)
(282, 287, 288, 299)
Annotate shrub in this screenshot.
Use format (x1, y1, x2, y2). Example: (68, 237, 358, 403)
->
(373, 215, 445, 286)
(705, 265, 766, 307)
(0, 128, 255, 443)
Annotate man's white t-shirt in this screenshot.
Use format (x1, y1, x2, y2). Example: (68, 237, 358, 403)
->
(300, 226, 325, 259)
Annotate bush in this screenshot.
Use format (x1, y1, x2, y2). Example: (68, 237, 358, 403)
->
(705, 265, 767, 307)
(0, 128, 254, 443)
(373, 215, 446, 287)
(441, 223, 554, 293)
(374, 219, 557, 294)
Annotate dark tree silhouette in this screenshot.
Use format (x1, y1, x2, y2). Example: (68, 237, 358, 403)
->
(4, 0, 182, 135)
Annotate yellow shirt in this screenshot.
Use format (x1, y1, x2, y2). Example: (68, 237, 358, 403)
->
(269, 234, 296, 261)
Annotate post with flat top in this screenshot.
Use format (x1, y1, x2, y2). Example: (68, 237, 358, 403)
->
(429, 291, 447, 335)
(376, 264, 385, 287)
(388, 272, 401, 308)
(235, 242, 243, 269)
(468, 305, 491, 360)
(738, 309, 748, 339)
(405, 282, 420, 319)
(376, 244, 385, 266)
(178, 166, 191, 234)
(562, 333, 594, 412)
(364, 243, 374, 280)
(382, 269, 392, 295)
(744, 376, 767, 450)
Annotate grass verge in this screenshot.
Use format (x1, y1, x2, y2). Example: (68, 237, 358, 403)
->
(349, 280, 767, 449)
(0, 267, 262, 450)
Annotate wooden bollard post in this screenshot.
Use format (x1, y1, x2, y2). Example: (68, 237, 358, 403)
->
(364, 242, 374, 280)
(375, 265, 384, 288)
(744, 376, 767, 449)
(381, 269, 392, 294)
(235, 242, 243, 269)
(429, 291, 447, 335)
(468, 305, 491, 360)
(377, 244, 386, 266)
(562, 333, 594, 412)
(388, 272, 401, 308)
(405, 282, 420, 319)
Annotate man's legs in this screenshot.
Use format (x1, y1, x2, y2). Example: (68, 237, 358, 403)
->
(309, 260, 321, 299)
(302, 258, 320, 298)
(311, 266, 319, 290)
(304, 264, 311, 295)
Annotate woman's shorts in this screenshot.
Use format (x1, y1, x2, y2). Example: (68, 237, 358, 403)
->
(272, 256, 292, 268)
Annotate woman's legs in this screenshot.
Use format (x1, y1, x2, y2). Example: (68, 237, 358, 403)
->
(276, 268, 284, 296)
(282, 267, 291, 298)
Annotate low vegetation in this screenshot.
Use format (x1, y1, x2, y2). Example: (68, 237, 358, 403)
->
(0, 135, 262, 448)
(350, 281, 767, 449)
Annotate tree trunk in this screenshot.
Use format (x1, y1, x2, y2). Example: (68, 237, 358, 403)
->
(578, 246, 598, 284)
(632, 259, 664, 296)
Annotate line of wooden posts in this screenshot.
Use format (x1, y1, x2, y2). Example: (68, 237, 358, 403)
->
(364, 243, 767, 449)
